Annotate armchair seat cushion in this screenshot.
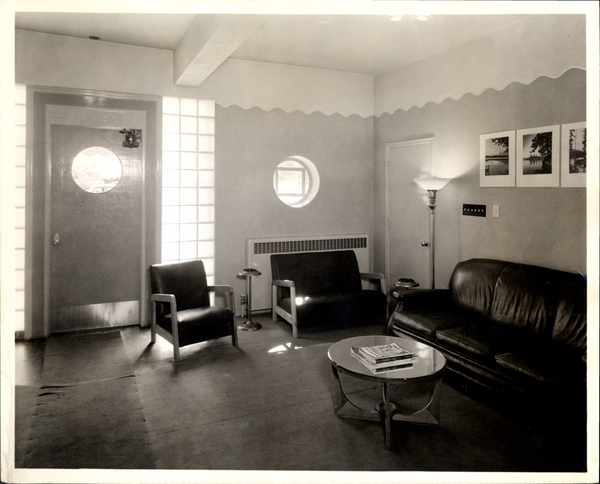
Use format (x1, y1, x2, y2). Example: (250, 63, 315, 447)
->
(159, 307, 235, 347)
(277, 290, 386, 328)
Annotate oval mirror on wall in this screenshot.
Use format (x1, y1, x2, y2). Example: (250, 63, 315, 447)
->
(72, 146, 123, 194)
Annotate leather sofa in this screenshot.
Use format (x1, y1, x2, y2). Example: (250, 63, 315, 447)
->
(388, 258, 587, 413)
(271, 250, 387, 338)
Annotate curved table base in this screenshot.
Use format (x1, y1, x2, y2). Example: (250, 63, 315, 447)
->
(331, 365, 443, 449)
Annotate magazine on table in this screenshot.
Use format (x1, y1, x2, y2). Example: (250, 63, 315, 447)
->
(357, 342, 413, 364)
(351, 347, 414, 373)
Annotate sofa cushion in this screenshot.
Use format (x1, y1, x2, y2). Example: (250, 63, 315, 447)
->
(436, 324, 529, 366)
(490, 262, 568, 336)
(552, 279, 587, 353)
(271, 250, 362, 296)
(495, 348, 586, 391)
(449, 259, 508, 318)
(390, 307, 476, 342)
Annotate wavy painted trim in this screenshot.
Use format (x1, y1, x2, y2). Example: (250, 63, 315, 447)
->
(214, 102, 373, 120)
(215, 67, 585, 119)
(375, 67, 586, 118)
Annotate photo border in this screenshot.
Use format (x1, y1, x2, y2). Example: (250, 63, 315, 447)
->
(561, 122, 586, 187)
(516, 125, 560, 187)
(480, 130, 515, 187)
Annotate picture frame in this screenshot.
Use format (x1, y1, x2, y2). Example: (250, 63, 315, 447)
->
(480, 131, 515, 187)
(516, 125, 560, 187)
(560, 122, 586, 187)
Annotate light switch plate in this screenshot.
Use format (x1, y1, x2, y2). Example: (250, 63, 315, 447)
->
(462, 204, 486, 217)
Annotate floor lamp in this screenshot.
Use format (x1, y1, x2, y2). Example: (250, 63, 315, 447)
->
(413, 178, 451, 289)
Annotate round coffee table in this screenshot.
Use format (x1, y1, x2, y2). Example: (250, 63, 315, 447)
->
(328, 335, 446, 449)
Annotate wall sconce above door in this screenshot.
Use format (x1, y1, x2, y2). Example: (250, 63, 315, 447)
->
(119, 128, 141, 148)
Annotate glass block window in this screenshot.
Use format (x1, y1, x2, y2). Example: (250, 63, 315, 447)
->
(162, 98, 215, 284)
(14, 84, 27, 333)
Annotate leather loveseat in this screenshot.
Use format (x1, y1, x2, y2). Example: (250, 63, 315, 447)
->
(389, 258, 587, 413)
(271, 250, 387, 338)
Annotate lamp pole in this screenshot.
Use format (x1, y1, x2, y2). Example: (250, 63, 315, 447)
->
(414, 178, 451, 290)
(426, 190, 437, 289)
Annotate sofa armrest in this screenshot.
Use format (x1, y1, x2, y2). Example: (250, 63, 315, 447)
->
(360, 272, 386, 295)
(397, 289, 452, 311)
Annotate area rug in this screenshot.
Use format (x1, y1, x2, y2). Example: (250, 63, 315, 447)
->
(21, 331, 155, 469)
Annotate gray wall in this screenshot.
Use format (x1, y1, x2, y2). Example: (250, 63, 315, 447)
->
(215, 105, 374, 301)
(374, 68, 587, 288)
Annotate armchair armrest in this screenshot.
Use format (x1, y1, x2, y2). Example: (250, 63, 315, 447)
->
(150, 293, 178, 337)
(360, 272, 386, 294)
(208, 285, 235, 310)
(151, 293, 177, 306)
(272, 279, 295, 288)
(271, 279, 298, 338)
(272, 279, 296, 302)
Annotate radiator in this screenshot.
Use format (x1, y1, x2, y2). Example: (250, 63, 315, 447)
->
(246, 234, 370, 311)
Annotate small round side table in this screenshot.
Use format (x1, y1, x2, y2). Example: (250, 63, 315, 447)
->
(238, 268, 262, 331)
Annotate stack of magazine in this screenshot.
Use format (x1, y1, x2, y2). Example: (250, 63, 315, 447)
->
(351, 342, 414, 373)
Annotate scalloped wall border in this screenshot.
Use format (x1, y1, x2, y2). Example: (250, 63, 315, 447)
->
(216, 67, 586, 119)
(200, 58, 375, 119)
(375, 67, 587, 118)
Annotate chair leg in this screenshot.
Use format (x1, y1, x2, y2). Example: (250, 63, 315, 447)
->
(150, 303, 157, 344)
(232, 317, 238, 347)
(173, 345, 181, 362)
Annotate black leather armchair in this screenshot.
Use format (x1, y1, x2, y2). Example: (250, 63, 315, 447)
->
(149, 260, 237, 362)
(271, 250, 387, 338)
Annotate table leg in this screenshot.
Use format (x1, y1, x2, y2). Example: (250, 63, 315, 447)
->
(330, 365, 348, 414)
(383, 383, 392, 449)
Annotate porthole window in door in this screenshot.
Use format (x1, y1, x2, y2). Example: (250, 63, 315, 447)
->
(72, 146, 123, 194)
(273, 155, 320, 207)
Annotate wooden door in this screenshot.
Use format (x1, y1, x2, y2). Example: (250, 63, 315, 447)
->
(386, 139, 433, 289)
(49, 125, 143, 332)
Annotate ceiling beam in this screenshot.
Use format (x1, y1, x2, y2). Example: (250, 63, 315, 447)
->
(173, 15, 264, 87)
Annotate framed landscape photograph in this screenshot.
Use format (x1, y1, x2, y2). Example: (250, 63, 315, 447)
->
(516, 125, 560, 187)
(561, 122, 586, 187)
(480, 131, 515, 187)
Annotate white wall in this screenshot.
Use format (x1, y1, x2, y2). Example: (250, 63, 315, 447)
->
(374, 15, 586, 116)
(15, 30, 373, 118)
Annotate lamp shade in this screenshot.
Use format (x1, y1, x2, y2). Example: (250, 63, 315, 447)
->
(414, 177, 451, 191)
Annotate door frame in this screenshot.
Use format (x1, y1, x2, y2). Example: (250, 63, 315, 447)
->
(26, 86, 162, 339)
(384, 137, 434, 288)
